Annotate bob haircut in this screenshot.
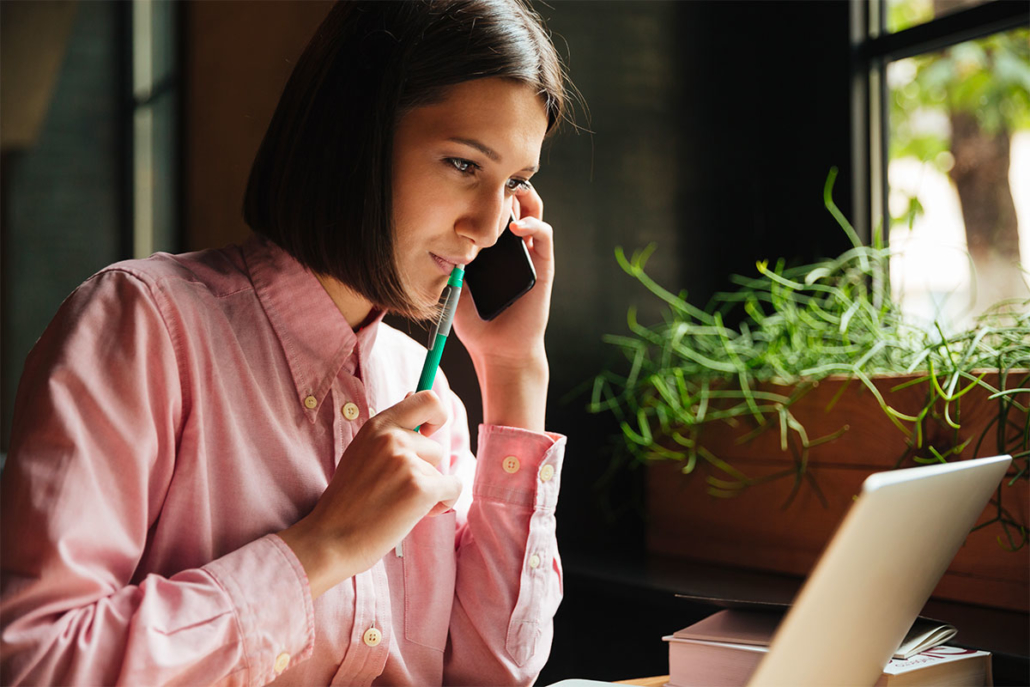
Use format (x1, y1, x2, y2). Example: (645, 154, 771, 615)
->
(243, 0, 570, 317)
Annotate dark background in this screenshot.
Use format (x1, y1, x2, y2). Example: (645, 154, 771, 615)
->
(532, 2, 853, 681)
(2, 1, 858, 683)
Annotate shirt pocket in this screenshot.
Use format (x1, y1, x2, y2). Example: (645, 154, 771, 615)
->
(403, 510, 457, 651)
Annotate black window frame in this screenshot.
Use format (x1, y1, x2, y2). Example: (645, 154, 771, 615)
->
(850, 0, 1030, 247)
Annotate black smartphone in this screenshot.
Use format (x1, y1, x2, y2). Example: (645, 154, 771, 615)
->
(463, 215, 537, 321)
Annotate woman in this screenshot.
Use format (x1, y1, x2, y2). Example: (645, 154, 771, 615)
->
(0, 1, 572, 684)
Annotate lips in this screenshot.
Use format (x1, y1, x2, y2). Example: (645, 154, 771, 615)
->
(430, 252, 472, 274)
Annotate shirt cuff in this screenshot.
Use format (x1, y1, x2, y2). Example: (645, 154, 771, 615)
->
(203, 533, 316, 685)
(474, 424, 567, 511)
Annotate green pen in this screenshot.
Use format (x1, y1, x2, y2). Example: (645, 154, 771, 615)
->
(414, 264, 464, 430)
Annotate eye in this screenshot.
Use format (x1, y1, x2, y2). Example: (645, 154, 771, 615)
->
(446, 158, 479, 175)
(506, 177, 532, 193)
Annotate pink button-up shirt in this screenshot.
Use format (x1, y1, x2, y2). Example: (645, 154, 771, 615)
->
(0, 234, 566, 686)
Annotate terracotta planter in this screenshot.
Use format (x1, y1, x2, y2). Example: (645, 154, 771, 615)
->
(646, 372, 1029, 612)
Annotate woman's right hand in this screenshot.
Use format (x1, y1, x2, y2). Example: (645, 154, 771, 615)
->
(278, 390, 462, 598)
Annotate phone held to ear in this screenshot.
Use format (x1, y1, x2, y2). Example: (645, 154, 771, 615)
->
(463, 215, 537, 321)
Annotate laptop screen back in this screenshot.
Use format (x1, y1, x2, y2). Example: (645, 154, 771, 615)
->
(747, 455, 1011, 687)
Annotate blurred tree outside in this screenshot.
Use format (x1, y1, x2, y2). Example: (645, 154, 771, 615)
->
(887, 0, 994, 32)
(887, 0, 1029, 326)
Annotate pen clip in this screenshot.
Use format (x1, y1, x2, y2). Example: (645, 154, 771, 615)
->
(427, 287, 448, 349)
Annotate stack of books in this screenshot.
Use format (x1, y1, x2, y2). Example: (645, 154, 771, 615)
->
(664, 609, 992, 686)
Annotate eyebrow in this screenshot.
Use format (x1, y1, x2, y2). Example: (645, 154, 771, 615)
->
(447, 137, 540, 174)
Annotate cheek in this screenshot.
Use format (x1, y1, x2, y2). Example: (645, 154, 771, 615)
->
(390, 201, 434, 267)
(392, 167, 454, 232)
(390, 189, 421, 241)
(391, 148, 435, 218)
(392, 227, 424, 275)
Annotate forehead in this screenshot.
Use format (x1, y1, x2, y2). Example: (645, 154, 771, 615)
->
(396, 78, 549, 161)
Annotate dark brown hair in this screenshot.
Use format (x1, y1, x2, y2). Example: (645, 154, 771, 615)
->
(243, 0, 570, 316)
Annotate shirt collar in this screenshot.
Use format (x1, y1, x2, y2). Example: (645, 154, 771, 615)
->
(242, 233, 386, 421)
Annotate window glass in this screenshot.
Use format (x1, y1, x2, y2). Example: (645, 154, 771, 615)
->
(132, 0, 178, 258)
(887, 0, 994, 34)
(887, 26, 1030, 331)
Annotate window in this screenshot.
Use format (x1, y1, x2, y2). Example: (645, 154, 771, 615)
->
(887, 0, 997, 33)
(854, 0, 1029, 331)
(131, 0, 180, 259)
(0, 1, 181, 457)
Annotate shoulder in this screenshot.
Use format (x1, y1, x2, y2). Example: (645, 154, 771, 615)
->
(94, 245, 250, 301)
(42, 245, 253, 360)
(62, 245, 256, 336)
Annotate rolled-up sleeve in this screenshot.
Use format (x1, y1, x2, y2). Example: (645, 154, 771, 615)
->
(444, 423, 566, 686)
(0, 270, 314, 687)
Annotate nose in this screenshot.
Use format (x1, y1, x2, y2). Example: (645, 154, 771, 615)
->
(455, 187, 512, 249)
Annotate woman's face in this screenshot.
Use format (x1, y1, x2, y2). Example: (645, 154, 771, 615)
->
(391, 77, 549, 315)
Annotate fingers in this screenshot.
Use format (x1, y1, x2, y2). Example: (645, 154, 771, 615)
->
(415, 409, 449, 440)
(427, 475, 463, 516)
(413, 434, 446, 469)
(428, 503, 452, 517)
(509, 184, 550, 259)
(428, 475, 463, 516)
(509, 215, 554, 264)
(379, 390, 448, 433)
(514, 183, 544, 220)
(402, 390, 446, 435)
(366, 390, 449, 466)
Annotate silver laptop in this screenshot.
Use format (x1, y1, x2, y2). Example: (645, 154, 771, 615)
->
(545, 456, 1011, 687)
(747, 454, 1012, 687)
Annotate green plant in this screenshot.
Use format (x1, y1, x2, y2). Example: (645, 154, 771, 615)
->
(590, 168, 1029, 550)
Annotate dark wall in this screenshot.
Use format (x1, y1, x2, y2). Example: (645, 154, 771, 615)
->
(534, 0, 853, 552)
(533, 2, 853, 682)
(675, 1, 857, 295)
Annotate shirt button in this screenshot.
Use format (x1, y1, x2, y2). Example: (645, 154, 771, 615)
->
(363, 627, 382, 647)
(539, 464, 555, 482)
(274, 652, 290, 673)
(502, 456, 520, 474)
(303, 395, 317, 409)
(341, 402, 360, 420)
(528, 553, 541, 569)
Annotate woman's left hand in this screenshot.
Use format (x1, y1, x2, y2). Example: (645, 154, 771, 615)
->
(452, 185, 553, 369)
(452, 185, 552, 432)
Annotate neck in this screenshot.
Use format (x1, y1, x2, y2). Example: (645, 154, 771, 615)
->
(315, 273, 375, 330)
